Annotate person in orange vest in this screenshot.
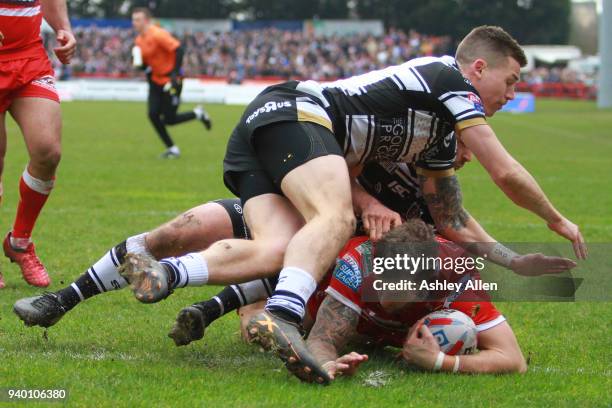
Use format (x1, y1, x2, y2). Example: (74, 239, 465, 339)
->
(132, 7, 212, 158)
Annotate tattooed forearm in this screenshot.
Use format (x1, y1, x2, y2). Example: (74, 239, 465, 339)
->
(419, 174, 470, 231)
(307, 296, 360, 364)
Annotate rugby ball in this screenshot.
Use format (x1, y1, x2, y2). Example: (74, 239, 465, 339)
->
(423, 309, 477, 355)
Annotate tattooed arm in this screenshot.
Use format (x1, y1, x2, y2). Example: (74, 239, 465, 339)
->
(307, 296, 367, 378)
(417, 169, 576, 274)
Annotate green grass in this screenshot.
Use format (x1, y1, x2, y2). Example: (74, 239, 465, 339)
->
(0, 99, 610, 407)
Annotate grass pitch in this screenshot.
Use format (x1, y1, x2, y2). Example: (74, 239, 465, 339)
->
(0, 99, 610, 407)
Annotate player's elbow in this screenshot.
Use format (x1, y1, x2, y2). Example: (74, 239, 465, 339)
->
(490, 161, 523, 189)
(497, 353, 528, 374)
(512, 355, 528, 374)
(489, 160, 525, 191)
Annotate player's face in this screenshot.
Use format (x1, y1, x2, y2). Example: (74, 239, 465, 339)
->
(474, 56, 521, 117)
(454, 138, 473, 170)
(131, 12, 148, 34)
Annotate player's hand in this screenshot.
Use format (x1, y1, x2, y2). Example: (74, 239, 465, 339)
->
(548, 217, 587, 260)
(509, 253, 577, 276)
(54, 29, 76, 64)
(322, 352, 368, 380)
(361, 199, 402, 242)
(401, 319, 440, 370)
(163, 74, 181, 95)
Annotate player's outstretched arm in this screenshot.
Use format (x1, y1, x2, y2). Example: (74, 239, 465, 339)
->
(460, 124, 587, 259)
(418, 169, 576, 275)
(306, 296, 367, 380)
(402, 320, 527, 374)
(40, 0, 75, 64)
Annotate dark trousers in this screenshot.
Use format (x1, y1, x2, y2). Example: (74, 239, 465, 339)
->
(147, 81, 196, 148)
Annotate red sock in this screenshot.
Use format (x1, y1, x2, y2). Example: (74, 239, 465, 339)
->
(12, 171, 55, 246)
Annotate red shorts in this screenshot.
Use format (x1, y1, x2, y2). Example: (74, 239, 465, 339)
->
(0, 55, 59, 113)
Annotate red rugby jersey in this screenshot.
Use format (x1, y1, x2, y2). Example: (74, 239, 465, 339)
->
(0, 0, 45, 61)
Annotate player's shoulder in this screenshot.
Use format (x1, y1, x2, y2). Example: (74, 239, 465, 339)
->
(339, 236, 370, 259)
(410, 55, 477, 94)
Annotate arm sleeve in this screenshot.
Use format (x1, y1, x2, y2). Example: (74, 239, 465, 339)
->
(172, 45, 184, 75)
(417, 63, 487, 131)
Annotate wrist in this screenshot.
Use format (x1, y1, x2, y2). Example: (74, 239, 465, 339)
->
(432, 351, 445, 371)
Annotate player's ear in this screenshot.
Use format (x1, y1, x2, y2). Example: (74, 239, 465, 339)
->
(473, 59, 487, 79)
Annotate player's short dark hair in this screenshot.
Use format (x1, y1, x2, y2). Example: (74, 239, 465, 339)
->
(132, 7, 152, 19)
(456, 25, 527, 68)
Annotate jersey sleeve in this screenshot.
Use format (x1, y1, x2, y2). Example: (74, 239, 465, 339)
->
(417, 62, 487, 132)
(325, 238, 368, 314)
(449, 301, 505, 332)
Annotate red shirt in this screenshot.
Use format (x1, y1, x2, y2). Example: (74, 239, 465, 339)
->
(308, 236, 504, 348)
(0, 0, 46, 61)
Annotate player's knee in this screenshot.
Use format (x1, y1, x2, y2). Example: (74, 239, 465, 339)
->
(258, 238, 289, 271)
(162, 114, 178, 125)
(148, 110, 161, 122)
(330, 211, 356, 240)
(32, 145, 61, 171)
(146, 226, 180, 259)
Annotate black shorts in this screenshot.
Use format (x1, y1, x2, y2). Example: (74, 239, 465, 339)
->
(223, 81, 343, 204)
(213, 198, 251, 239)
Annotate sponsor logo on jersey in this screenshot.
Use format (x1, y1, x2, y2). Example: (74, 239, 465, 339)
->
(387, 180, 411, 198)
(467, 92, 484, 113)
(374, 117, 408, 161)
(31, 75, 56, 92)
(245, 100, 292, 124)
(334, 255, 362, 292)
(443, 132, 453, 148)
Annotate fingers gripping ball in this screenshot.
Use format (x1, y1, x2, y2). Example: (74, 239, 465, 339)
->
(423, 309, 477, 355)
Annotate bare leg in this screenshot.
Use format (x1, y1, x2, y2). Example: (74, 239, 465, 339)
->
(4, 98, 61, 287)
(145, 202, 236, 258)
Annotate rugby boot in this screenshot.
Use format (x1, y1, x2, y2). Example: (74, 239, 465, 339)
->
(246, 310, 331, 385)
(194, 105, 212, 130)
(14, 292, 67, 328)
(168, 304, 208, 346)
(118, 253, 172, 303)
(3, 233, 50, 287)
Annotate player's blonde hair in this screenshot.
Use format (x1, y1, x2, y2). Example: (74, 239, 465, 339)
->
(456, 26, 527, 68)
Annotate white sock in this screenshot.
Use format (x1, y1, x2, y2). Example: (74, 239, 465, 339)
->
(126, 233, 153, 257)
(193, 106, 203, 119)
(168, 145, 180, 155)
(160, 252, 208, 288)
(87, 245, 129, 291)
(265, 267, 317, 321)
(22, 167, 54, 195)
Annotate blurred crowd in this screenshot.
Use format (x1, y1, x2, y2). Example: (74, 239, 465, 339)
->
(44, 26, 452, 81)
(522, 66, 597, 87)
(44, 26, 593, 87)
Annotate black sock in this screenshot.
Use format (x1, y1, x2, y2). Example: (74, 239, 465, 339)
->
(194, 286, 244, 325)
(56, 273, 101, 311)
(56, 240, 128, 311)
(265, 304, 302, 325)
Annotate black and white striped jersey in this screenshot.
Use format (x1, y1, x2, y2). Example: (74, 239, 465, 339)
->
(316, 56, 487, 170)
